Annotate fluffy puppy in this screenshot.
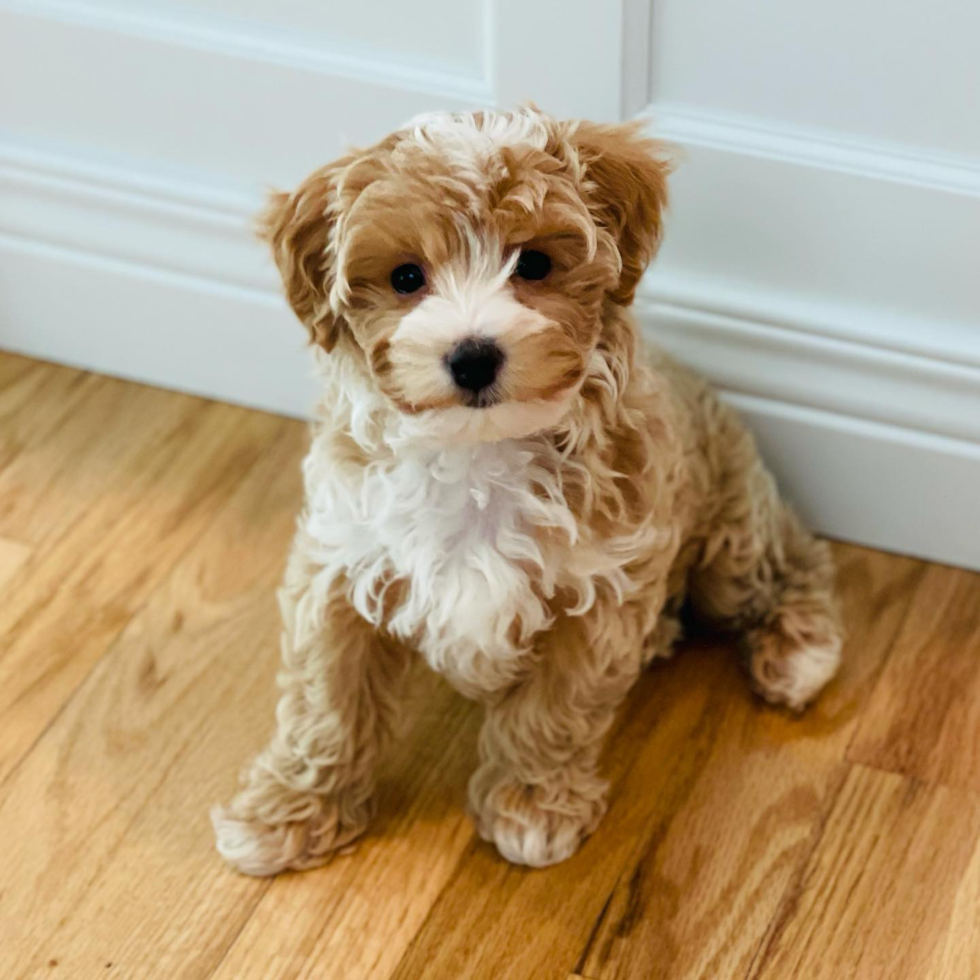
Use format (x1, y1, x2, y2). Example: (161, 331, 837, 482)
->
(212, 107, 843, 873)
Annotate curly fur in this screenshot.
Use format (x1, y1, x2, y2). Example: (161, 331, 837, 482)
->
(212, 107, 843, 874)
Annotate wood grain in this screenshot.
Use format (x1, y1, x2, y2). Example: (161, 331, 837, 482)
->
(849, 563, 980, 790)
(0, 361, 111, 544)
(0, 354, 93, 481)
(0, 536, 31, 591)
(751, 765, 980, 980)
(1, 352, 978, 980)
(0, 420, 305, 978)
(932, 826, 980, 980)
(0, 382, 286, 784)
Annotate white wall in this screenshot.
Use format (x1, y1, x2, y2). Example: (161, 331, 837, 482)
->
(649, 0, 980, 155)
(1, 0, 978, 567)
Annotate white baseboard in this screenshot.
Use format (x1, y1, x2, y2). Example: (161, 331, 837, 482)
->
(723, 394, 980, 571)
(634, 293, 980, 445)
(0, 231, 316, 418)
(1, 129, 978, 570)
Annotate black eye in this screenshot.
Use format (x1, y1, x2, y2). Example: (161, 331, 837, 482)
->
(390, 263, 425, 294)
(515, 249, 551, 281)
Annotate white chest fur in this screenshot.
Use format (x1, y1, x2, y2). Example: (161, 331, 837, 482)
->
(302, 437, 577, 685)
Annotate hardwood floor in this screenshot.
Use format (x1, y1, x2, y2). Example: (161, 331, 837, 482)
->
(1, 351, 977, 980)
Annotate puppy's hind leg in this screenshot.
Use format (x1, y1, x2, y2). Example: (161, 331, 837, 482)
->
(212, 533, 410, 876)
(689, 413, 843, 711)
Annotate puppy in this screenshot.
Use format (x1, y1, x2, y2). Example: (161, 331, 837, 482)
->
(212, 107, 843, 873)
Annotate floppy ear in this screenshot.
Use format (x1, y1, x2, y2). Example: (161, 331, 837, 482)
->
(258, 162, 350, 351)
(571, 121, 672, 306)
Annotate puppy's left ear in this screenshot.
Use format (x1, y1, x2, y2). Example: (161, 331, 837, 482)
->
(571, 121, 673, 306)
(258, 158, 353, 352)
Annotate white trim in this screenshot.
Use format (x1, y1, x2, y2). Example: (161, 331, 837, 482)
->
(635, 296, 980, 445)
(640, 275, 980, 373)
(0, 230, 314, 418)
(0, 138, 258, 218)
(0, 137, 273, 293)
(620, 0, 654, 119)
(5, 135, 974, 448)
(723, 392, 980, 571)
(646, 103, 980, 198)
(0, 0, 494, 104)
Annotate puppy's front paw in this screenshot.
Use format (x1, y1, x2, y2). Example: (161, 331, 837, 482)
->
(745, 621, 843, 712)
(470, 773, 607, 868)
(211, 790, 372, 877)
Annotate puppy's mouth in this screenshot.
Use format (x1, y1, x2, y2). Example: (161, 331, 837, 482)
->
(459, 386, 501, 410)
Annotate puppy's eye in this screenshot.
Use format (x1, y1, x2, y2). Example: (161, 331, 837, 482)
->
(515, 249, 551, 281)
(390, 263, 426, 294)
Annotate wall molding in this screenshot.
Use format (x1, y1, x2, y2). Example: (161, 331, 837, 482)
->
(647, 103, 980, 198)
(0, 0, 493, 104)
(0, 138, 269, 292)
(639, 275, 980, 372)
(634, 295, 980, 446)
(5, 134, 975, 444)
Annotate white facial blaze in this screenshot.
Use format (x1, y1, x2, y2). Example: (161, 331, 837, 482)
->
(384, 250, 575, 444)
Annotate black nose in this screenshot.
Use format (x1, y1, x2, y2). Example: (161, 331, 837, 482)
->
(446, 337, 504, 393)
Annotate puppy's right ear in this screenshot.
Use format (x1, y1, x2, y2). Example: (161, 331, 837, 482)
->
(258, 164, 349, 351)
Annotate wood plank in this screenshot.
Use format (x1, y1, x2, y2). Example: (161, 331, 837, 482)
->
(0, 421, 307, 979)
(932, 828, 980, 980)
(0, 353, 59, 451)
(388, 544, 924, 980)
(0, 353, 80, 439)
(0, 349, 37, 390)
(0, 389, 288, 785)
(849, 563, 980, 790)
(0, 355, 101, 514)
(0, 366, 191, 546)
(0, 535, 31, 591)
(750, 765, 980, 980)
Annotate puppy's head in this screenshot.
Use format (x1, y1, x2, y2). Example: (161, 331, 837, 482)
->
(262, 107, 670, 443)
